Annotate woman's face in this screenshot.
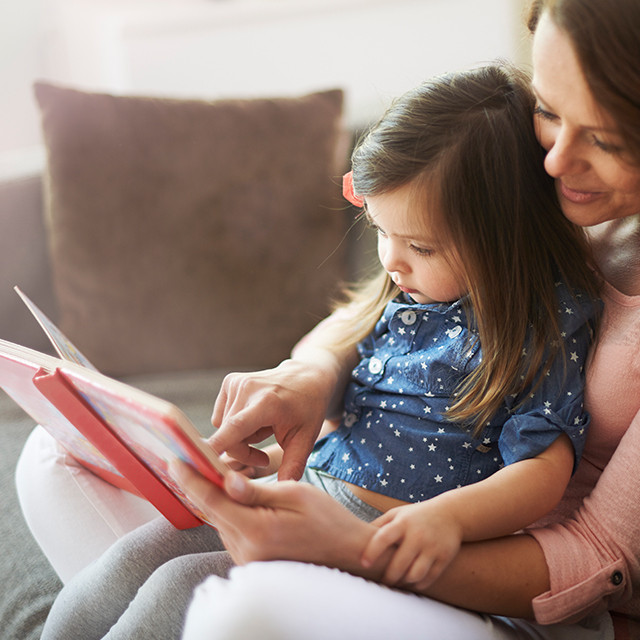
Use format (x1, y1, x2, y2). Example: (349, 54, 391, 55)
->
(532, 12, 640, 227)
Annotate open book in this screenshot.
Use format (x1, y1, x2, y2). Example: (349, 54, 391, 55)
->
(0, 288, 228, 529)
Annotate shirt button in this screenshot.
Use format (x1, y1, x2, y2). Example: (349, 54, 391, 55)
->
(611, 571, 623, 586)
(344, 413, 358, 427)
(447, 325, 463, 338)
(368, 357, 383, 374)
(401, 310, 417, 325)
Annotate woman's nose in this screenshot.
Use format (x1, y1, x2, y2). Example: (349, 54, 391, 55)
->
(543, 127, 589, 178)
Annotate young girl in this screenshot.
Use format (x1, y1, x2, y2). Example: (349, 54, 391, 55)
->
(40, 62, 601, 640)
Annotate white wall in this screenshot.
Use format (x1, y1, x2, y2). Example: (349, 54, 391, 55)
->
(0, 0, 533, 162)
(0, 0, 48, 152)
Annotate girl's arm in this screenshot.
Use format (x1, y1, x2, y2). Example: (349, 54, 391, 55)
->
(361, 433, 574, 589)
(209, 310, 359, 481)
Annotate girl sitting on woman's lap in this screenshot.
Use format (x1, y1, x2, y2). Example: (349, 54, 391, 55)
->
(40, 62, 602, 640)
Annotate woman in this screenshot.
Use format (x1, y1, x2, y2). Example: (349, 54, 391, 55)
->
(174, 0, 640, 638)
(16, 0, 640, 637)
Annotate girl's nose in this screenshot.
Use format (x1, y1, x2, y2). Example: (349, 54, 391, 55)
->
(379, 240, 409, 274)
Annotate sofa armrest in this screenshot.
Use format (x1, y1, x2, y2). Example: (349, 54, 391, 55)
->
(0, 167, 58, 352)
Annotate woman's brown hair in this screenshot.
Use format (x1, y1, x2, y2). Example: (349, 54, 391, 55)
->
(338, 62, 600, 435)
(528, 0, 640, 164)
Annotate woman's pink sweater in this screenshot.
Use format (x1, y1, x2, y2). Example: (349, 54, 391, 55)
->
(529, 283, 640, 638)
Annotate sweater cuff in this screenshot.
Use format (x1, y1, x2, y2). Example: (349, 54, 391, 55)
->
(528, 526, 629, 624)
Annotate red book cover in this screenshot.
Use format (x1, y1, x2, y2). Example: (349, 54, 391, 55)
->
(0, 289, 228, 529)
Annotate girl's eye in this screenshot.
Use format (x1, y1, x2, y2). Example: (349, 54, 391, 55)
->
(364, 215, 386, 236)
(411, 245, 434, 256)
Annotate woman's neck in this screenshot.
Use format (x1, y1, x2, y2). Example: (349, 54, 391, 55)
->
(588, 214, 640, 296)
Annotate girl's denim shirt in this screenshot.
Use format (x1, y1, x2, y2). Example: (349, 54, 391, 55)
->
(309, 284, 600, 503)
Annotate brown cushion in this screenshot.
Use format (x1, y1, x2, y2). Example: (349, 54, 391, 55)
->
(35, 82, 349, 376)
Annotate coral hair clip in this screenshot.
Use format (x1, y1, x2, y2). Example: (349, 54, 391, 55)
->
(342, 171, 365, 208)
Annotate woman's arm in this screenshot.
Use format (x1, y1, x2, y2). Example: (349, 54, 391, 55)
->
(180, 417, 640, 623)
(209, 310, 359, 481)
(387, 408, 640, 621)
(524, 406, 640, 624)
(172, 461, 547, 618)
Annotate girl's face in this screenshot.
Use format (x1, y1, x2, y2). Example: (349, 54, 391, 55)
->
(532, 12, 640, 227)
(366, 182, 466, 305)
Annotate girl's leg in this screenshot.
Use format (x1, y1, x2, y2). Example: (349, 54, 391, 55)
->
(182, 561, 614, 640)
(40, 516, 231, 640)
(102, 551, 235, 640)
(16, 426, 160, 583)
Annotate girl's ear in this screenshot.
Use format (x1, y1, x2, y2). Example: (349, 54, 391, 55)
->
(342, 171, 365, 208)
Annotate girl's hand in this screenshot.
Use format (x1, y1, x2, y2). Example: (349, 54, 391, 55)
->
(220, 443, 283, 479)
(361, 500, 464, 590)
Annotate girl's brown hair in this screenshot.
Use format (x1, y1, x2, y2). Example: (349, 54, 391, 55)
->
(528, 0, 640, 164)
(338, 62, 600, 435)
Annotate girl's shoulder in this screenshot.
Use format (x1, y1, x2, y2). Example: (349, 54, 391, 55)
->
(553, 279, 602, 334)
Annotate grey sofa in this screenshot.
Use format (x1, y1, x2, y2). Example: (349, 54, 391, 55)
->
(0, 84, 375, 639)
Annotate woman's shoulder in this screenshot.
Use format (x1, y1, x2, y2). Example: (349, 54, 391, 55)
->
(589, 215, 640, 297)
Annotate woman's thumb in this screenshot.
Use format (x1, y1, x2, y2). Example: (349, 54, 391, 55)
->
(224, 471, 261, 504)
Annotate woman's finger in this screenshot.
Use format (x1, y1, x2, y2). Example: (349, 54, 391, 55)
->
(209, 406, 272, 456)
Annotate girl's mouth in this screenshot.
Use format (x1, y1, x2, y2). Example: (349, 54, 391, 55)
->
(396, 284, 419, 295)
(559, 181, 605, 204)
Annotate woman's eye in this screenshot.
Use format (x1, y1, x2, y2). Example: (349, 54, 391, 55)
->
(533, 105, 556, 121)
(592, 136, 623, 155)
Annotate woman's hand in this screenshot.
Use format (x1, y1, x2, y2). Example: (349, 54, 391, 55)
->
(362, 500, 464, 590)
(220, 443, 283, 479)
(209, 308, 360, 482)
(172, 462, 379, 570)
(171, 462, 547, 618)
(208, 359, 338, 481)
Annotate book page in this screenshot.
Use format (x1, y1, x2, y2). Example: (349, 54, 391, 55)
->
(0, 342, 130, 486)
(60, 365, 228, 524)
(14, 287, 98, 370)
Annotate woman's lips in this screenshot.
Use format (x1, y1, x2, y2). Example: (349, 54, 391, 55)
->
(559, 181, 605, 204)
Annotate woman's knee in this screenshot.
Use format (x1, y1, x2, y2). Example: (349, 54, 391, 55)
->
(182, 561, 514, 640)
(182, 562, 341, 640)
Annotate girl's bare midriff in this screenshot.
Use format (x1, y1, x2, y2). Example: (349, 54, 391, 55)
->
(344, 481, 409, 512)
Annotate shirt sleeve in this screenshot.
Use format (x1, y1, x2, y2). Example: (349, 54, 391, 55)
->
(527, 406, 640, 624)
(498, 289, 599, 470)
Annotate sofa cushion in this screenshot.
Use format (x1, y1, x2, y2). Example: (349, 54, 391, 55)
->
(35, 83, 349, 376)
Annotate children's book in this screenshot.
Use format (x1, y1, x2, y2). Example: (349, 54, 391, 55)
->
(0, 288, 228, 529)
